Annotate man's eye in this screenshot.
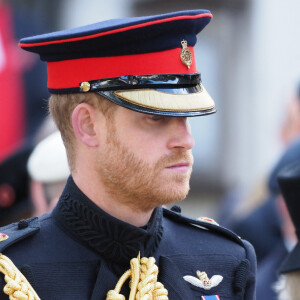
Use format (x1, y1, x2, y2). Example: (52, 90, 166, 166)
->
(150, 115, 164, 121)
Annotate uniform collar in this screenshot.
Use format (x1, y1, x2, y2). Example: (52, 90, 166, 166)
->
(52, 176, 163, 265)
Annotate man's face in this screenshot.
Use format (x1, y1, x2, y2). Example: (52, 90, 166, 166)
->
(96, 106, 194, 212)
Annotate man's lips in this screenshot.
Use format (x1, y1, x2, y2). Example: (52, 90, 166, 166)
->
(165, 162, 191, 172)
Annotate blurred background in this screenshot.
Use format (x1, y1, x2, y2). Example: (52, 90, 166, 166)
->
(1, 0, 300, 221)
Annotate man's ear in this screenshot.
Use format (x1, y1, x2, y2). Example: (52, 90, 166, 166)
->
(71, 103, 99, 147)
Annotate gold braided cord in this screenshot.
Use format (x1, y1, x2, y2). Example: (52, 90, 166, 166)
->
(0, 254, 40, 300)
(107, 254, 168, 300)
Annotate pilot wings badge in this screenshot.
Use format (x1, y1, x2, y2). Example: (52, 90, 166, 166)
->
(183, 270, 223, 290)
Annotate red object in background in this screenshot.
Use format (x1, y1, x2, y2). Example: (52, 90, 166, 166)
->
(0, 2, 25, 162)
(0, 183, 15, 208)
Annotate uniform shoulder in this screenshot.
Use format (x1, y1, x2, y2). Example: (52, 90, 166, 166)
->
(163, 206, 256, 297)
(0, 218, 42, 300)
(0, 217, 40, 253)
(163, 206, 244, 247)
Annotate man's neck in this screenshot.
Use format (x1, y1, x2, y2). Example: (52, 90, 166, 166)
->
(72, 171, 154, 227)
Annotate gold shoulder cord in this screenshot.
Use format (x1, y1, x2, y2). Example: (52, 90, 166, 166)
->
(0, 252, 168, 300)
(107, 254, 168, 300)
(0, 253, 40, 300)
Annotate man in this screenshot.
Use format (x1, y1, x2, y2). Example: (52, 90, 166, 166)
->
(280, 81, 300, 146)
(275, 161, 300, 300)
(0, 10, 256, 299)
(27, 130, 70, 215)
(0, 144, 33, 226)
(254, 139, 300, 299)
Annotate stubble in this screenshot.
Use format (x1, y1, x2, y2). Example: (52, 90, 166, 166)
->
(97, 117, 193, 212)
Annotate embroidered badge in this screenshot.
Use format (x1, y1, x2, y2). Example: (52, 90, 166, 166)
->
(0, 233, 8, 242)
(198, 217, 219, 226)
(201, 296, 221, 300)
(180, 40, 193, 69)
(183, 270, 223, 290)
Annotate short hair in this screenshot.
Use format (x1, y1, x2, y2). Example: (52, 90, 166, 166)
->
(48, 93, 116, 171)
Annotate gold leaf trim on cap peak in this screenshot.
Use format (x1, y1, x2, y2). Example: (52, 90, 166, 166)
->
(113, 86, 215, 112)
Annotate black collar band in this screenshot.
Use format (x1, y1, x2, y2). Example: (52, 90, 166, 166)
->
(52, 177, 163, 265)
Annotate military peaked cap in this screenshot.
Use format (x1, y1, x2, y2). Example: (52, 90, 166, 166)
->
(19, 10, 215, 117)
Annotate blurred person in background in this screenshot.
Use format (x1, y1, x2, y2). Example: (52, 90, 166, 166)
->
(0, 0, 49, 162)
(0, 144, 33, 226)
(217, 82, 300, 299)
(245, 138, 300, 300)
(218, 136, 300, 300)
(27, 131, 70, 216)
(280, 81, 300, 147)
(274, 161, 300, 300)
(0, 10, 256, 299)
(0, 118, 68, 225)
(218, 80, 300, 265)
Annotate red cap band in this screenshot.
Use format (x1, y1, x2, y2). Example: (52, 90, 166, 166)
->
(47, 47, 197, 90)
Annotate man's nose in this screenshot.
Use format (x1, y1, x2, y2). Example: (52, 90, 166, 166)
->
(167, 118, 194, 150)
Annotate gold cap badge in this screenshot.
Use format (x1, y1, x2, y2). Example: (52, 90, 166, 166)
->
(80, 81, 91, 92)
(180, 40, 193, 69)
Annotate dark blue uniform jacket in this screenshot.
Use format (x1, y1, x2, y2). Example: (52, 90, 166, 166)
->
(0, 177, 256, 299)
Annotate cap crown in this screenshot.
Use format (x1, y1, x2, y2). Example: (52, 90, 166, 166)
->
(19, 10, 212, 62)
